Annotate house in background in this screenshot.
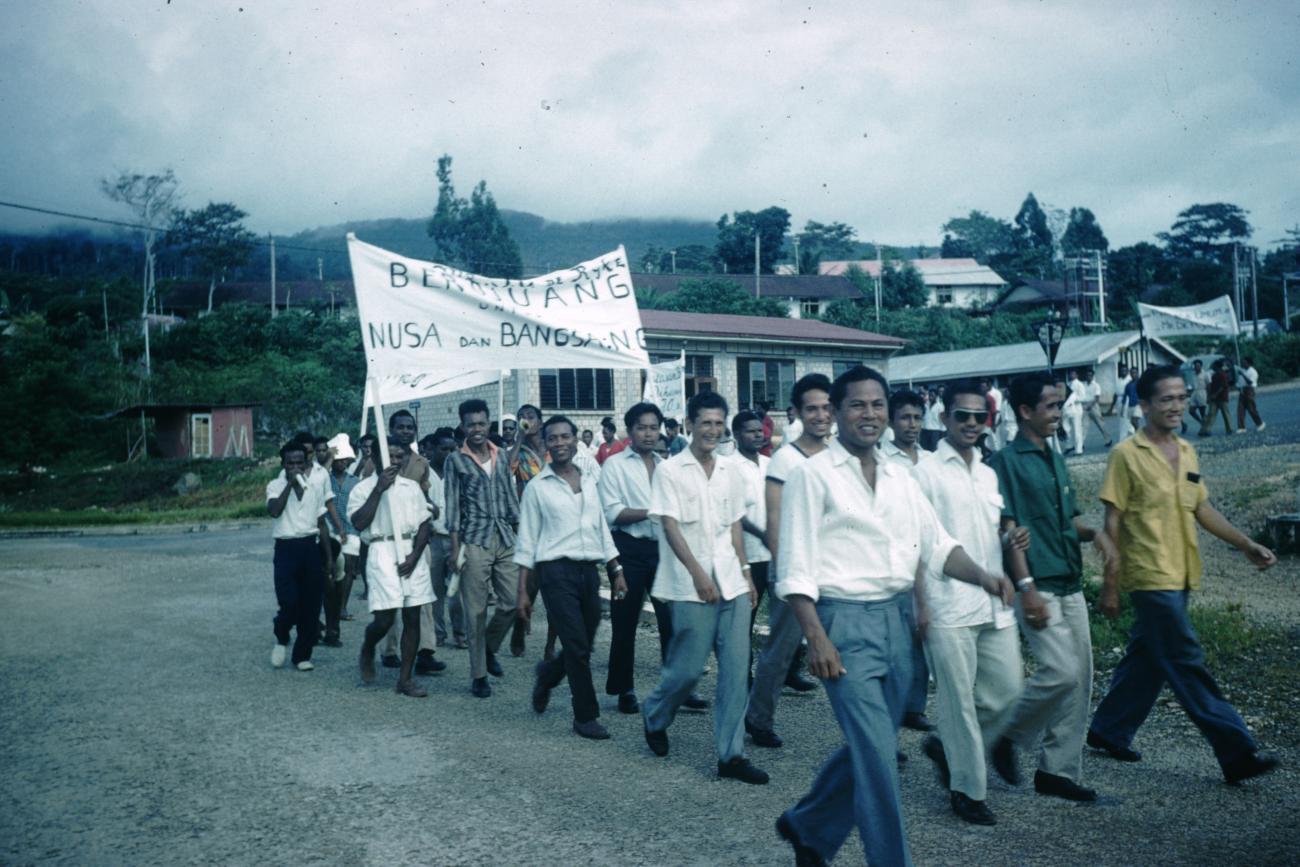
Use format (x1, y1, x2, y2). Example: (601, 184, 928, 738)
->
(819, 258, 1008, 309)
(112, 403, 256, 460)
(631, 272, 862, 320)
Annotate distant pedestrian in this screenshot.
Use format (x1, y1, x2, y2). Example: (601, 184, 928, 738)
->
(1061, 371, 1084, 452)
(1235, 356, 1265, 433)
(664, 418, 689, 456)
(323, 435, 359, 647)
(1089, 365, 1279, 785)
(1191, 359, 1210, 423)
(596, 417, 627, 465)
(1079, 368, 1112, 449)
(1109, 363, 1131, 416)
(921, 386, 945, 452)
(1199, 360, 1233, 436)
(265, 440, 331, 672)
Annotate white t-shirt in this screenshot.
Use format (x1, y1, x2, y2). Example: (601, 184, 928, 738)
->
(266, 471, 328, 539)
(767, 441, 814, 484)
(731, 453, 771, 564)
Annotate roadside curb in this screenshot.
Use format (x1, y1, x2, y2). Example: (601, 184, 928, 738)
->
(0, 520, 268, 540)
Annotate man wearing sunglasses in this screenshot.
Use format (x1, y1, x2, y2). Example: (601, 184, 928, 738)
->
(913, 380, 1025, 826)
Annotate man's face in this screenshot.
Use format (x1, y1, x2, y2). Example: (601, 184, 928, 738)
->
(314, 443, 331, 466)
(432, 437, 456, 472)
(359, 440, 372, 458)
(1141, 376, 1189, 432)
(653, 437, 670, 459)
(1083, 369, 1094, 383)
(1194, 361, 1203, 373)
(501, 419, 518, 443)
(786, 407, 796, 423)
(518, 408, 542, 438)
(1118, 365, 1129, 378)
(581, 430, 593, 447)
(387, 443, 409, 469)
(544, 423, 577, 464)
(629, 412, 661, 454)
(688, 408, 726, 454)
(890, 404, 923, 448)
(391, 415, 417, 446)
(602, 426, 616, 443)
(665, 423, 679, 439)
(282, 449, 307, 476)
(462, 412, 490, 448)
(737, 419, 766, 454)
(1022, 384, 1063, 439)
(836, 379, 888, 450)
(799, 388, 833, 439)
(943, 392, 988, 449)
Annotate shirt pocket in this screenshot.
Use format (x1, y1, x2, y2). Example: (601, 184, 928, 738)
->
(983, 490, 1004, 527)
(674, 494, 702, 526)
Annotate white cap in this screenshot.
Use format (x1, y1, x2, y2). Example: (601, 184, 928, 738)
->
(327, 433, 356, 461)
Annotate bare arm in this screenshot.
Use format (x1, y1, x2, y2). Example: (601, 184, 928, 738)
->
(731, 520, 756, 607)
(1099, 504, 1124, 619)
(1195, 501, 1277, 569)
(266, 472, 303, 518)
(941, 546, 1014, 605)
(763, 479, 784, 565)
(786, 594, 846, 680)
(662, 515, 719, 603)
(613, 508, 651, 525)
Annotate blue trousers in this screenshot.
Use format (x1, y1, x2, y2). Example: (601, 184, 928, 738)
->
(784, 595, 913, 867)
(272, 536, 325, 665)
(895, 592, 929, 716)
(1090, 590, 1256, 767)
(643, 597, 750, 762)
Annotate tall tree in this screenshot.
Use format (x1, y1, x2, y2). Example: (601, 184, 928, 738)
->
(715, 206, 790, 274)
(427, 154, 523, 279)
(1157, 203, 1252, 262)
(1107, 242, 1172, 313)
(795, 220, 858, 274)
(171, 203, 257, 313)
(1060, 207, 1110, 255)
(1014, 193, 1054, 251)
(940, 210, 1017, 264)
(640, 278, 788, 318)
(101, 169, 181, 382)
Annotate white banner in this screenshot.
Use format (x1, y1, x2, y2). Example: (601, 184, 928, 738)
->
(347, 236, 649, 378)
(1138, 295, 1239, 338)
(373, 369, 501, 405)
(643, 353, 686, 420)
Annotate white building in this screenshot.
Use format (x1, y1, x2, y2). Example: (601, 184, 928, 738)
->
(819, 258, 1008, 309)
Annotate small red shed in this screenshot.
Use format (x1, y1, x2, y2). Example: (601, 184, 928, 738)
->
(113, 404, 257, 459)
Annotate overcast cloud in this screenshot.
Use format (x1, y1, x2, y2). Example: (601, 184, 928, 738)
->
(1, 0, 1296, 250)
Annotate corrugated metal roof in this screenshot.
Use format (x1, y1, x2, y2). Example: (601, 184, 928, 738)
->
(819, 258, 1007, 287)
(640, 310, 905, 348)
(633, 272, 861, 300)
(886, 330, 1185, 383)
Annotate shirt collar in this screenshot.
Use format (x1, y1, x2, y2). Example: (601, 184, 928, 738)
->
(826, 436, 901, 479)
(934, 437, 983, 468)
(618, 445, 660, 464)
(461, 440, 499, 461)
(1011, 432, 1051, 454)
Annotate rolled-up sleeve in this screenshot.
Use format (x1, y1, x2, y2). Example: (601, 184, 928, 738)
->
(775, 463, 822, 602)
(916, 494, 961, 581)
(512, 482, 542, 570)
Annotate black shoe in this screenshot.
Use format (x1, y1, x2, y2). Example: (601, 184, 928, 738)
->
(320, 635, 343, 648)
(901, 711, 934, 732)
(470, 677, 492, 698)
(486, 650, 504, 678)
(785, 671, 818, 693)
(923, 736, 950, 789)
(896, 751, 908, 768)
(745, 719, 784, 748)
(991, 737, 1021, 785)
(776, 813, 827, 867)
(573, 719, 611, 740)
(1087, 730, 1142, 762)
(380, 654, 400, 669)
(683, 692, 709, 711)
(531, 662, 551, 714)
(617, 691, 640, 714)
(1034, 770, 1098, 802)
(1223, 751, 1280, 785)
(415, 651, 447, 675)
(950, 791, 996, 826)
(718, 756, 769, 785)
(644, 724, 669, 757)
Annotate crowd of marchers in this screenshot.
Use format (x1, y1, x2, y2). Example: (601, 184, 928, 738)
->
(263, 361, 1279, 867)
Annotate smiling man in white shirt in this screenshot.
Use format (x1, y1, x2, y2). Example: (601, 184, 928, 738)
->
(913, 379, 1025, 826)
(642, 391, 768, 785)
(516, 415, 626, 740)
(773, 366, 1014, 867)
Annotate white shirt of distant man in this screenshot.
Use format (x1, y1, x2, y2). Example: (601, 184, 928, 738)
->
(351, 471, 436, 612)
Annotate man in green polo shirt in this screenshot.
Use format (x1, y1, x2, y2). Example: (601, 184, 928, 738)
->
(987, 372, 1116, 802)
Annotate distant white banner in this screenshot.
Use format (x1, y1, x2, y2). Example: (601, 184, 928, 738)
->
(642, 353, 685, 420)
(373, 369, 501, 405)
(347, 236, 649, 378)
(1138, 295, 1239, 338)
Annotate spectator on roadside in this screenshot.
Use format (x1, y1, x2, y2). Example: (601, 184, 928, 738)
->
(1199, 360, 1233, 437)
(1191, 359, 1210, 423)
(1236, 356, 1265, 433)
(1089, 365, 1279, 786)
(1109, 363, 1131, 416)
(596, 416, 628, 465)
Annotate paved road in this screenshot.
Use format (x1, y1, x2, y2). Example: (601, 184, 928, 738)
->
(3, 525, 1297, 865)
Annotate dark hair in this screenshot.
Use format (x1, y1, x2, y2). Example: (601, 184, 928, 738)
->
(1137, 365, 1185, 402)
(385, 436, 409, 451)
(944, 378, 986, 406)
(516, 403, 542, 420)
(432, 426, 457, 444)
(541, 414, 578, 439)
(279, 441, 307, 460)
(830, 366, 888, 408)
(687, 390, 729, 421)
(732, 410, 763, 432)
(600, 415, 616, 432)
(292, 430, 314, 447)
(1009, 372, 1057, 417)
(418, 433, 438, 448)
(359, 433, 378, 448)
(888, 389, 924, 420)
(664, 417, 679, 429)
(792, 373, 833, 411)
(624, 402, 664, 430)
(1243, 356, 1254, 366)
(312, 435, 329, 447)
(458, 399, 490, 422)
(388, 409, 416, 430)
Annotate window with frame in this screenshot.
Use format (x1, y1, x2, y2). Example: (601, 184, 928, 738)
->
(935, 289, 954, 305)
(738, 358, 795, 410)
(539, 369, 614, 411)
(832, 360, 865, 379)
(190, 413, 213, 458)
(799, 299, 821, 318)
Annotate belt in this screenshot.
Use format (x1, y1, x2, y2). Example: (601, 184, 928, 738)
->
(370, 531, 416, 542)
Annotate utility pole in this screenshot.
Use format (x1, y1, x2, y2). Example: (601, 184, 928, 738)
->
(670, 249, 677, 274)
(1095, 248, 1107, 327)
(793, 235, 801, 274)
(755, 230, 761, 298)
(874, 244, 882, 326)
(317, 257, 324, 281)
(1250, 246, 1259, 338)
(269, 234, 277, 318)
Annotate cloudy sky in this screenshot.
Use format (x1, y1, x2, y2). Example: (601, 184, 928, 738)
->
(2, 1, 1297, 251)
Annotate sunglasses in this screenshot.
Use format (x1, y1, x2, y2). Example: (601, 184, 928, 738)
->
(952, 409, 990, 424)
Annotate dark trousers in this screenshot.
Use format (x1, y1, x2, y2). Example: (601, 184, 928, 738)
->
(606, 532, 672, 696)
(1237, 386, 1262, 429)
(1090, 590, 1257, 768)
(536, 560, 602, 723)
(272, 536, 325, 665)
(322, 537, 345, 640)
(748, 561, 805, 685)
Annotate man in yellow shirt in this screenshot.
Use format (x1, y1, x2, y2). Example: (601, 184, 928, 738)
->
(1088, 365, 1279, 785)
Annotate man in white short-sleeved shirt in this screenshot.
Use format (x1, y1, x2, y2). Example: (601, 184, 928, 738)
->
(913, 380, 1024, 826)
(351, 438, 437, 699)
(266, 441, 332, 672)
(642, 392, 767, 785)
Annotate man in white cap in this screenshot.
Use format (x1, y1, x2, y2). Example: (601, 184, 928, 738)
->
(323, 434, 360, 645)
